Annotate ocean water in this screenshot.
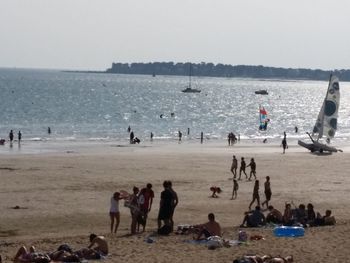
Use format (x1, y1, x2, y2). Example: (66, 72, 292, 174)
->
(1, 68, 350, 144)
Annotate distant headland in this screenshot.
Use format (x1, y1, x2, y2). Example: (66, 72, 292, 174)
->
(68, 62, 350, 81)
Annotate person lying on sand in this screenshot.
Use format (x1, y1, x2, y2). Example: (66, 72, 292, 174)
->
(192, 213, 222, 240)
(13, 246, 50, 263)
(233, 255, 293, 263)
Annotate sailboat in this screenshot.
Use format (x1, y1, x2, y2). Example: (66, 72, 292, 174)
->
(258, 105, 269, 131)
(298, 75, 341, 153)
(182, 64, 201, 93)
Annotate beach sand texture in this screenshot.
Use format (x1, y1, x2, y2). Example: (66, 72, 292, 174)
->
(0, 142, 350, 263)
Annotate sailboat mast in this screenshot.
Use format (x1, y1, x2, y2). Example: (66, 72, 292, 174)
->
(189, 63, 192, 88)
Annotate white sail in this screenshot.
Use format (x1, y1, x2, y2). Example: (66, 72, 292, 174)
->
(312, 75, 340, 141)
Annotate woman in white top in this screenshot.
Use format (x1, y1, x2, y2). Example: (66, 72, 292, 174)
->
(110, 192, 122, 234)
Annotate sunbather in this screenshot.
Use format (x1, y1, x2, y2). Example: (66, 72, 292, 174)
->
(193, 213, 222, 240)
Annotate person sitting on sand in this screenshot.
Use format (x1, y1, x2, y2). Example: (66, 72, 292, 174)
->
(87, 234, 108, 256)
(193, 213, 222, 240)
(306, 203, 316, 225)
(240, 206, 266, 228)
(282, 203, 294, 226)
(210, 186, 222, 198)
(293, 204, 307, 226)
(13, 246, 50, 263)
(266, 205, 283, 224)
(313, 210, 336, 226)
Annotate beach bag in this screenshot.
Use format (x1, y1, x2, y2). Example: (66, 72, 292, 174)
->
(158, 225, 172, 235)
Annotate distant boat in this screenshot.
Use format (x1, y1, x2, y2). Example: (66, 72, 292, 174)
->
(182, 64, 201, 93)
(255, 90, 268, 95)
(298, 75, 342, 153)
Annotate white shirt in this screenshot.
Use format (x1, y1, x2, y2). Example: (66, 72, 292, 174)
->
(110, 196, 119, 213)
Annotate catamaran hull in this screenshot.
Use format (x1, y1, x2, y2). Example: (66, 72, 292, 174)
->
(298, 140, 338, 153)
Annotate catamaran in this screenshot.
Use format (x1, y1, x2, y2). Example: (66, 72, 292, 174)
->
(298, 75, 341, 153)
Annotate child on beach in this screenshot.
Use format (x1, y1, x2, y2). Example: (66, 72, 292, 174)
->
(231, 179, 239, 199)
(230, 155, 238, 178)
(109, 192, 123, 234)
(210, 186, 222, 198)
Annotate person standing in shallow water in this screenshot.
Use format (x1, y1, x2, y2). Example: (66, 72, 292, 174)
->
(281, 132, 288, 154)
(200, 132, 203, 144)
(18, 131, 22, 143)
(9, 130, 14, 143)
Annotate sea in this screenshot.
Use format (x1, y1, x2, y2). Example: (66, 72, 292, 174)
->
(1, 68, 350, 147)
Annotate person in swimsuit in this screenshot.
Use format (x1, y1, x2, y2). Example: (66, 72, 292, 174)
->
(109, 192, 123, 234)
(238, 157, 248, 180)
(193, 213, 222, 240)
(261, 176, 272, 208)
(248, 180, 260, 210)
(247, 158, 257, 181)
(230, 155, 238, 178)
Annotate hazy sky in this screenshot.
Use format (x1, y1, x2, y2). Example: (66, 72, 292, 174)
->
(1, 0, 350, 70)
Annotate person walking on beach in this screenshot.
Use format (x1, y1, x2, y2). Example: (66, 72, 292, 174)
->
(138, 183, 154, 232)
(9, 130, 14, 143)
(48, 127, 51, 135)
(109, 192, 123, 234)
(281, 132, 288, 154)
(247, 158, 257, 181)
(200, 132, 203, 144)
(231, 179, 239, 200)
(150, 132, 154, 142)
(230, 155, 238, 178)
(261, 176, 272, 208)
(248, 180, 260, 210)
(238, 157, 247, 180)
(18, 131, 22, 143)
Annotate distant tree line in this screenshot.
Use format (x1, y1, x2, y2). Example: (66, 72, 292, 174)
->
(106, 62, 350, 81)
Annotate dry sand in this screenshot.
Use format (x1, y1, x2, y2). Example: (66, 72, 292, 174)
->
(0, 140, 350, 263)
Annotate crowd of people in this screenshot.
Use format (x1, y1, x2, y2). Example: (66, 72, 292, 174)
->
(110, 181, 178, 236)
(240, 204, 336, 228)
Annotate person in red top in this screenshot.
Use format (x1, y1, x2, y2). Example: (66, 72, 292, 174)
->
(138, 183, 154, 232)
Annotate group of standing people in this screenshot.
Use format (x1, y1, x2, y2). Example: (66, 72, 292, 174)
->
(227, 132, 238, 146)
(109, 181, 178, 235)
(230, 155, 256, 181)
(8, 129, 21, 144)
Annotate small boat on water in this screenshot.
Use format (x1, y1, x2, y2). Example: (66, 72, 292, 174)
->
(182, 87, 201, 93)
(255, 90, 268, 95)
(182, 63, 201, 93)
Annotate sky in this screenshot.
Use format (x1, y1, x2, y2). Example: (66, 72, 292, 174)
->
(1, 0, 350, 71)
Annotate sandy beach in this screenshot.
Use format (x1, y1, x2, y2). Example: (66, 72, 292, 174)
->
(0, 140, 350, 263)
